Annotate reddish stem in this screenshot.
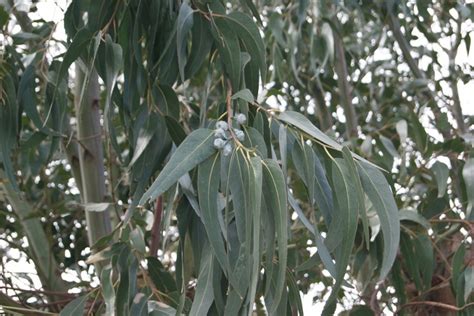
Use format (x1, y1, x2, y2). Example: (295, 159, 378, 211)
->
(150, 196, 163, 256)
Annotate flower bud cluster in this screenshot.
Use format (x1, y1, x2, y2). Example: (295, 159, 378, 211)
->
(213, 113, 247, 156)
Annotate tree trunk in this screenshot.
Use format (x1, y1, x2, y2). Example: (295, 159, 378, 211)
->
(74, 64, 112, 271)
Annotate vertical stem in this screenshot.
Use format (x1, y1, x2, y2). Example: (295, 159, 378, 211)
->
(150, 196, 163, 256)
(448, 15, 466, 134)
(333, 19, 358, 139)
(74, 65, 112, 265)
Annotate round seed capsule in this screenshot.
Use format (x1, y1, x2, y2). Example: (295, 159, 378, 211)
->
(216, 121, 229, 131)
(213, 138, 226, 149)
(236, 113, 247, 124)
(223, 143, 233, 156)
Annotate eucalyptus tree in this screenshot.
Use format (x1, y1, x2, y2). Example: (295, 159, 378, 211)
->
(0, 0, 472, 315)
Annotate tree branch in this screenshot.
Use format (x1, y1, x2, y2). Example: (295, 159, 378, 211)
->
(332, 17, 358, 139)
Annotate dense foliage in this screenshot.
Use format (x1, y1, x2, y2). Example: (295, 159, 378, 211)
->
(0, 0, 472, 315)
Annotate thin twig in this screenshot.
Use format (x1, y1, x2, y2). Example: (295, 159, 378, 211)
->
(397, 301, 474, 314)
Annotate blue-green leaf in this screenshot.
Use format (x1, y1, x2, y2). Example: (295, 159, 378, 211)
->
(323, 158, 359, 315)
(431, 161, 449, 198)
(177, 1, 194, 82)
(60, 294, 88, 316)
(231, 88, 254, 103)
(262, 159, 287, 313)
(358, 161, 400, 280)
(139, 129, 216, 205)
(197, 154, 230, 277)
(189, 245, 215, 316)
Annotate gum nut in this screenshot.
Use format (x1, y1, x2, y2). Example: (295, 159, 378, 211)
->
(236, 113, 247, 124)
(216, 121, 229, 130)
(235, 129, 245, 141)
(214, 138, 225, 149)
(223, 143, 233, 156)
(215, 128, 226, 138)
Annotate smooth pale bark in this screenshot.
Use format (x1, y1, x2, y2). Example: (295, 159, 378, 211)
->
(74, 65, 112, 258)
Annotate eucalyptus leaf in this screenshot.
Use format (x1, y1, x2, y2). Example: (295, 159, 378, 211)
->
(139, 129, 216, 205)
(358, 161, 400, 281)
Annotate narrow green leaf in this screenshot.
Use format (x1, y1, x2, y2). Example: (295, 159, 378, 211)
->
(358, 161, 400, 280)
(152, 84, 180, 118)
(462, 158, 474, 220)
(58, 28, 93, 84)
(189, 245, 215, 316)
(101, 267, 115, 316)
(211, 18, 241, 90)
(262, 159, 287, 313)
(323, 158, 359, 316)
(225, 12, 266, 83)
(342, 147, 369, 249)
(231, 88, 254, 103)
(289, 194, 337, 279)
(292, 141, 333, 224)
(139, 129, 216, 205)
(177, 1, 194, 82)
(431, 161, 449, 198)
(279, 111, 380, 169)
(18, 64, 52, 134)
(279, 124, 287, 177)
(452, 243, 466, 293)
(0, 74, 19, 190)
(60, 294, 88, 316)
(228, 149, 253, 245)
(247, 157, 262, 316)
(185, 14, 213, 79)
(197, 154, 230, 277)
(103, 34, 122, 119)
(287, 271, 304, 316)
(242, 126, 268, 158)
(399, 209, 430, 229)
(400, 233, 422, 291)
(164, 115, 187, 146)
(413, 234, 433, 290)
(278, 111, 343, 149)
(379, 135, 400, 159)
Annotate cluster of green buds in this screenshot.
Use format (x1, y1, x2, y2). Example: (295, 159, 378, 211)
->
(213, 113, 247, 156)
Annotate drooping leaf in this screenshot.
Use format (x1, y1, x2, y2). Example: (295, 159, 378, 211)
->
(103, 34, 123, 119)
(101, 267, 115, 316)
(57, 28, 93, 85)
(342, 147, 369, 249)
(177, 1, 194, 82)
(323, 158, 359, 315)
(60, 294, 89, 316)
(261, 159, 287, 313)
(185, 14, 213, 79)
(462, 158, 474, 219)
(139, 129, 216, 205)
(247, 157, 262, 316)
(164, 115, 187, 146)
(231, 88, 254, 103)
(358, 161, 400, 281)
(197, 154, 230, 277)
(211, 18, 241, 90)
(189, 245, 215, 316)
(431, 161, 449, 198)
(224, 12, 266, 83)
(399, 209, 430, 230)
